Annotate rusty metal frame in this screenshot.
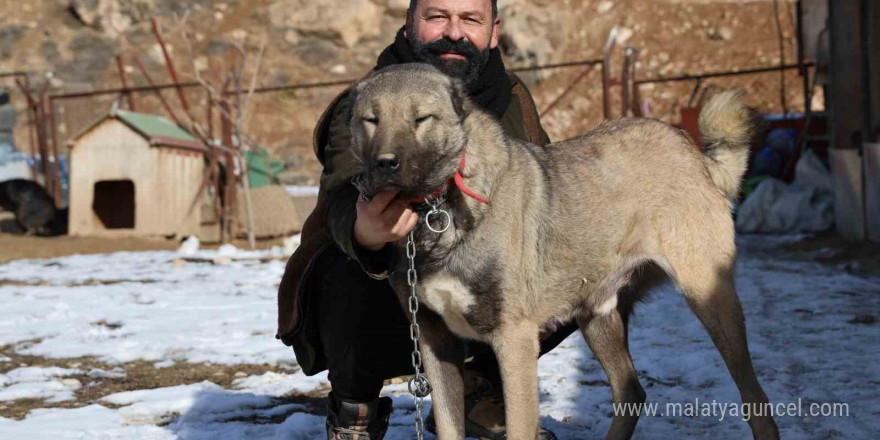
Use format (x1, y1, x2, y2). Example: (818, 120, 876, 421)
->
(634, 62, 812, 86)
(3, 72, 39, 181)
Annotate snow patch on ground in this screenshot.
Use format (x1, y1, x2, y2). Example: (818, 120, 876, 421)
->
(0, 367, 83, 403)
(0, 236, 878, 438)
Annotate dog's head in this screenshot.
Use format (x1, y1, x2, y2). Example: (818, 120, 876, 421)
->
(349, 64, 474, 199)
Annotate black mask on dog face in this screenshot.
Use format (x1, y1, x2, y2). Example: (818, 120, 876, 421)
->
(407, 34, 491, 90)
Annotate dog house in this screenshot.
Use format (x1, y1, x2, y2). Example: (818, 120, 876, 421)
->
(67, 108, 206, 237)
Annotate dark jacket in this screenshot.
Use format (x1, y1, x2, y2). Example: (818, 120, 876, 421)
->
(276, 71, 550, 375)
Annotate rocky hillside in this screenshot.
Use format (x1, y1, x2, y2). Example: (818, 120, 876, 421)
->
(0, 0, 806, 184)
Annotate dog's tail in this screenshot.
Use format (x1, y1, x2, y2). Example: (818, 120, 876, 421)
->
(698, 90, 754, 200)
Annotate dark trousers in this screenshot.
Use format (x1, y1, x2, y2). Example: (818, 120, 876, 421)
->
(316, 247, 578, 403)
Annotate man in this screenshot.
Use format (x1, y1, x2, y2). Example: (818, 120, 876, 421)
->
(276, 0, 576, 438)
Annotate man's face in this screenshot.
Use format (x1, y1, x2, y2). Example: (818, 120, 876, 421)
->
(405, 0, 500, 88)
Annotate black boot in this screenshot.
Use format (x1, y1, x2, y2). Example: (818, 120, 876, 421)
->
(325, 392, 393, 440)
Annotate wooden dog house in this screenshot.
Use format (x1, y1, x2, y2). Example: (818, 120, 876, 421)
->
(67, 109, 207, 237)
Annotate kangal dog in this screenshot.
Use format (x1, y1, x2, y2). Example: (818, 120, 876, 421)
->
(349, 64, 779, 440)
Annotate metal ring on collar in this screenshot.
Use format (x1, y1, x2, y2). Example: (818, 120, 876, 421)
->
(425, 209, 451, 233)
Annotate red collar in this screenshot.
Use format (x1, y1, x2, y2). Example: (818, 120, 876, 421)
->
(411, 151, 490, 205)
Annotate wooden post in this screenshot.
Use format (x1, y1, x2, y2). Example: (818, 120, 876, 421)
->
(220, 98, 236, 243)
(37, 88, 53, 197)
(828, 0, 869, 240)
(621, 47, 633, 118)
(602, 28, 618, 120)
(115, 55, 135, 111)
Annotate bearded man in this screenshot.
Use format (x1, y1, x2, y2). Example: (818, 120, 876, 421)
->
(276, 0, 576, 438)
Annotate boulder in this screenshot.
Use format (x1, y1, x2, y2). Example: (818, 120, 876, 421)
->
(498, 1, 562, 69)
(266, 0, 383, 47)
(0, 24, 28, 59)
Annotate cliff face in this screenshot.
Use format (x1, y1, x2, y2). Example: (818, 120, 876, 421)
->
(0, 0, 804, 184)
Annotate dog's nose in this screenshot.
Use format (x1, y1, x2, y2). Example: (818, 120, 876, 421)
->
(375, 154, 400, 172)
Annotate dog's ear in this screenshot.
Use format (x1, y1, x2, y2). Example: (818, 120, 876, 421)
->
(448, 77, 474, 122)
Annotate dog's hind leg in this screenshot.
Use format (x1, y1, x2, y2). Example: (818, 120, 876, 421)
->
(579, 291, 646, 440)
(491, 322, 541, 440)
(417, 310, 467, 439)
(671, 259, 780, 440)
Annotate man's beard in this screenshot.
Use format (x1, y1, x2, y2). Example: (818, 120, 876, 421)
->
(407, 33, 491, 90)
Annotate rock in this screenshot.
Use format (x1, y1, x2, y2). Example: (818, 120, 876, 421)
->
(297, 39, 342, 65)
(62, 31, 116, 85)
(597, 1, 614, 14)
(41, 40, 61, 63)
(177, 235, 200, 255)
(708, 27, 733, 41)
(193, 56, 208, 72)
(61, 378, 82, 389)
(283, 30, 300, 46)
(379, 0, 410, 17)
(498, 2, 562, 69)
(330, 64, 348, 75)
(0, 24, 28, 59)
(615, 27, 634, 45)
(66, 0, 157, 37)
(234, 371, 247, 378)
(266, 0, 383, 47)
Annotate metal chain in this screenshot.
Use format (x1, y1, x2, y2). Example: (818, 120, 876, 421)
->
(406, 228, 432, 440)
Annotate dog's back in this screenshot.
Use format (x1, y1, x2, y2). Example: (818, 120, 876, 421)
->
(494, 92, 753, 321)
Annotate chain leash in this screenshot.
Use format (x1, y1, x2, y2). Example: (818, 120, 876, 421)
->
(406, 198, 450, 439)
(406, 228, 430, 439)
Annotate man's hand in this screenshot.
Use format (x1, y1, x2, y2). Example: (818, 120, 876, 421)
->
(353, 191, 419, 251)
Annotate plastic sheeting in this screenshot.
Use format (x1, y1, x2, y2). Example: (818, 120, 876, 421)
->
(736, 150, 834, 233)
(0, 142, 31, 181)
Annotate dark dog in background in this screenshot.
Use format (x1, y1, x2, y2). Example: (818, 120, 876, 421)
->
(0, 178, 65, 235)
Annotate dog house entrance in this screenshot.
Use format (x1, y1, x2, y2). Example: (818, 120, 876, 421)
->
(93, 180, 135, 229)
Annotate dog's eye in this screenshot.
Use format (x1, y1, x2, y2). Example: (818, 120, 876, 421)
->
(415, 115, 434, 124)
(363, 116, 378, 124)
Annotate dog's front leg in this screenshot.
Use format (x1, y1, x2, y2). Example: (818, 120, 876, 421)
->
(491, 322, 541, 440)
(418, 310, 466, 439)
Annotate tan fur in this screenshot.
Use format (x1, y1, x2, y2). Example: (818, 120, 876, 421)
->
(699, 90, 753, 199)
(349, 65, 779, 440)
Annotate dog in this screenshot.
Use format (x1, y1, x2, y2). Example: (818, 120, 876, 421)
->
(349, 64, 780, 440)
(0, 178, 60, 235)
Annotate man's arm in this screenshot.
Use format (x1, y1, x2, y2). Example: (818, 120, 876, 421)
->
(320, 92, 417, 278)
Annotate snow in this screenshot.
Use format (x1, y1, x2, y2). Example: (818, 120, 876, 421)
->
(0, 367, 83, 403)
(176, 236, 200, 256)
(0, 235, 878, 439)
(284, 186, 319, 197)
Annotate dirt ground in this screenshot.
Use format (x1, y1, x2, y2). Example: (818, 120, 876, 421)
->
(775, 230, 880, 278)
(0, 341, 327, 421)
(0, 233, 289, 264)
(725, 229, 880, 281)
